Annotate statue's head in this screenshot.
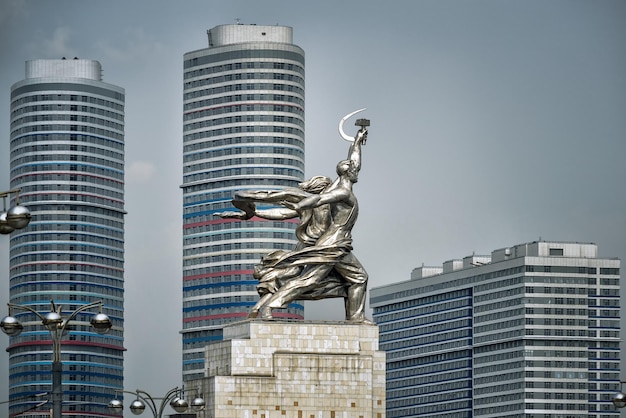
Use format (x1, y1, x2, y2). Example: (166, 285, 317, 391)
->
(299, 175, 332, 193)
(336, 160, 358, 182)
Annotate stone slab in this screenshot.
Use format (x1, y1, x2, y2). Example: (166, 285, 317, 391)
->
(196, 319, 386, 418)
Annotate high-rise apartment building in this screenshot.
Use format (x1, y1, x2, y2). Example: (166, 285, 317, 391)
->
(371, 241, 621, 418)
(8, 59, 125, 417)
(182, 24, 305, 381)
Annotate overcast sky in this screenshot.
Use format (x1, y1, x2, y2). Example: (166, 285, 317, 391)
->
(1, 0, 625, 414)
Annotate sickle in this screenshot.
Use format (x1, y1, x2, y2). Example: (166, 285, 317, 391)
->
(338, 108, 367, 142)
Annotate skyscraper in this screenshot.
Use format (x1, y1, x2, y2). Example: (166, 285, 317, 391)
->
(181, 24, 305, 382)
(371, 241, 621, 418)
(8, 58, 125, 417)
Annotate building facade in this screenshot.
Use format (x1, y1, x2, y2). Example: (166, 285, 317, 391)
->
(370, 241, 621, 418)
(8, 59, 125, 417)
(181, 24, 305, 382)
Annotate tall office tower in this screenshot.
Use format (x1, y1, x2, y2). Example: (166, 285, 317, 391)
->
(8, 59, 125, 417)
(371, 241, 621, 418)
(181, 24, 305, 381)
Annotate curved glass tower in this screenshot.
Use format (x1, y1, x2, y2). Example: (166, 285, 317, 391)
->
(8, 59, 125, 418)
(182, 24, 305, 381)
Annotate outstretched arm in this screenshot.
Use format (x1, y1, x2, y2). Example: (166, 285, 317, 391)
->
(214, 210, 250, 220)
(215, 188, 308, 221)
(215, 204, 299, 221)
(347, 128, 367, 172)
(284, 187, 350, 212)
(254, 208, 299, 220)
(215, 207, 298, 221)
(234, 188, 307, 204)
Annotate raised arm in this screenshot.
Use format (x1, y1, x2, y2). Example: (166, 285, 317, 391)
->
(347, 128, 367, 173)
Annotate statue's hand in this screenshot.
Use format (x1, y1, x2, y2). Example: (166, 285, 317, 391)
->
(355, 128, 368, 145)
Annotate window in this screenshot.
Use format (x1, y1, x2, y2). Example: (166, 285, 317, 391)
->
(549, 248, 563, 256)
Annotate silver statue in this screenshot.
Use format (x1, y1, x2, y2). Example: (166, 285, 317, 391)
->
(216, 109, 371, 323)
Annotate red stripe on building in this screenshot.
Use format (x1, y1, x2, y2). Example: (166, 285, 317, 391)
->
(183, 269, 254, 281)
(184, 217, 299, 229)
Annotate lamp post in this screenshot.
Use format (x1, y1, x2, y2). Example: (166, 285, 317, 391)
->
(108, 387, 205, 417)
(0, 188, 31, 234)
(612, 380, 626, 408)
(0, 300, 112, 418)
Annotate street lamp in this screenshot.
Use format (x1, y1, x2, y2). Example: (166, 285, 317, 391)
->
(108, 387, 205, 417)
(0, 188, 31, 234)
(612, 380, 626, 408)
(0, 300, 112, 418)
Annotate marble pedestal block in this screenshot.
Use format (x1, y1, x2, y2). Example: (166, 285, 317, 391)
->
(200, 319, 386, 418)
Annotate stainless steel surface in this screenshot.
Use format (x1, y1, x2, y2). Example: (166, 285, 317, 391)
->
(216, 111, 372, 323)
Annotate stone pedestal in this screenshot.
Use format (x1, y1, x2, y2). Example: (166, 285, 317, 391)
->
(200, 319, 386, 418)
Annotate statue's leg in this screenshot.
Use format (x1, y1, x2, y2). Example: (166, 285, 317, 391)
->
(259, 305, 273, 319)
(249, 293, 273, 318)
(261, 265, 334, 318)
(333, 254, 369, 322)
(346, 283, 367, 321)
